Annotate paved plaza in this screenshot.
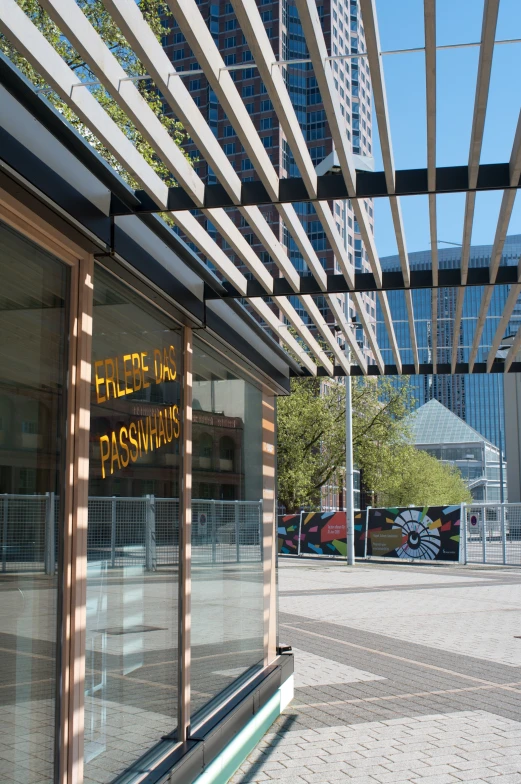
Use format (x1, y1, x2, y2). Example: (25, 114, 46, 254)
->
(233, 558, 521, 784)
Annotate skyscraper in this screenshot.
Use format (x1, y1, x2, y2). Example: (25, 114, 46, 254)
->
(376, 235, 521, 449)
(161, 0, 376, 345)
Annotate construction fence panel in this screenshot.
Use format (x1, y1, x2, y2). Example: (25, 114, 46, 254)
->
(465, 503, 521, 565)
(0, 494, 262, 572)
(1, 493, 50, 573)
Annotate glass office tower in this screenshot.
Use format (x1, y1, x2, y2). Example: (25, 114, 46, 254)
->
(162, 0, 377, 346)
(377, 235, 521, 450)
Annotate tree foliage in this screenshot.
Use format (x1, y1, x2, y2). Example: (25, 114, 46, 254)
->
(0, 0, 191, 184)
(277, 377, 471, 511)
(277, 376, 411, 511)
(374, 445, 472, 507)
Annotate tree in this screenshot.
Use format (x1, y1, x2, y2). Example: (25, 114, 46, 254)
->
(277, 376, 471, 511)
(374, 445, 472, 507)
(277, 375, 413, 512)
(0, 0, 191, 184)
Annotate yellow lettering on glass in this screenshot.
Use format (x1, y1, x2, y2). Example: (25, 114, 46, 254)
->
(98, 406, 181, 479)
(94, 346, 177, 402)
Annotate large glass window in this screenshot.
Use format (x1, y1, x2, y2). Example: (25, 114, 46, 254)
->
(85, 268, 183, 782)
(191, 337, 264, 720)
(0, 222, 69, 784)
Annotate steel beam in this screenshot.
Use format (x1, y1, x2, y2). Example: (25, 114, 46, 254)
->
(39, 0, 339, 373)
(452, 0, 499, 373)
(204, 265, 520, 299)
(469, 107, 521, 371)
(486, 283, 521, 371)
(0, 0, 323, 374)
(293, 361, 521, 378)
(109, 163, 521, 216)
(424, 0, 438, 371)
(295, 0, 399, 373)
(360, 0, 418, 372)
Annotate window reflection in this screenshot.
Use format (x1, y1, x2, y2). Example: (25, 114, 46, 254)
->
(85, 268, 182, 783)
(191, 338, 265, 720)
(0, 222, 68, 784)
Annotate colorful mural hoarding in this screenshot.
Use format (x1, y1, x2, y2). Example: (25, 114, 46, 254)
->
(277, 513, 300, 555)
(364, 506, 461, 561)
(278, 511, 366, 557)
(299, 511, 347, 557)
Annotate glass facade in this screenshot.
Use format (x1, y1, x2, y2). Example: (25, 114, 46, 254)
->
(377, 236, 521, 449)
(191, 338, 265, 718)
(409, 399, 506, 502)
(85, 268, 183, 781)
(0, 207, 279, 784)
(0, 221, 69, 784)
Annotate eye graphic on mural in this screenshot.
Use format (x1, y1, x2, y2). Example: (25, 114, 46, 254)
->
(393, 508, 441, 560)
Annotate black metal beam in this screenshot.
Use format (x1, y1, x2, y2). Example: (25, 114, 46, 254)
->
(203, 264, 519, 299)
(291, 361, 521, 377)
(110, 163, 521, 215)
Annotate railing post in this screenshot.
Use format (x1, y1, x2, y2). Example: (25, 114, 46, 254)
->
(297, 511, 303, 556)
(259, 499, 263, 561)
(44, 492, 55, 575)
(364, 506, 371, 559)
(211, 499, 216, 564)
(501, 502, 507, 565)
(145, 494, 156, 571)
(235, 500, 240, 563)
(2, 494, 7, 573)
(482, 504, 487, 564)
(111, 496, 116, 568)
(459, 502, 466, 565)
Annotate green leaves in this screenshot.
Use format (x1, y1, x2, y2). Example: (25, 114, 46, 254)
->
(1, 0, 192, 185)
(277, 377, 471, 511)
(373, 446, 472, 507)
(277, 376, 413, 512)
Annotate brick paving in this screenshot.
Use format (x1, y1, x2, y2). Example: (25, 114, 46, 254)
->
(232, 559, 521, 783)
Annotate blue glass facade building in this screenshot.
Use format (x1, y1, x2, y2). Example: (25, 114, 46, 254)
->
(377, 235, 521, 450)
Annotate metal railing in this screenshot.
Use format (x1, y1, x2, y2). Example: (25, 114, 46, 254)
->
(0, 494, 262, 573)
(463, 503, 521, 565)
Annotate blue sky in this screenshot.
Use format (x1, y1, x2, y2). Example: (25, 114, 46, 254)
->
(371, 0, 521, 258)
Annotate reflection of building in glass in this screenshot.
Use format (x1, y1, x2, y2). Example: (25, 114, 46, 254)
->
(192, 409, 244, 499)
(407, 399, 507, 502)
(377, 236, 521, 449)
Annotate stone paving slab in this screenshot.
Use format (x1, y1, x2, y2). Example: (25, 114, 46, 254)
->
(233, 560, 521, 783)
(291, 648, 386, 689)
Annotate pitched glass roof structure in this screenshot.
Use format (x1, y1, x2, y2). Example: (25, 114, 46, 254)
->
(407, 399, 505, 502)
(1, 0, 521, 378)
(409, 398, 497, 447)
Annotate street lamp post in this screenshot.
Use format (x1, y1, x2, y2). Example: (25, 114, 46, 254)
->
(317, 150, 376, 568)
(345, 346, 355, 566)
(343, 196, 355, 566)
(497, 380, 505, 505)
